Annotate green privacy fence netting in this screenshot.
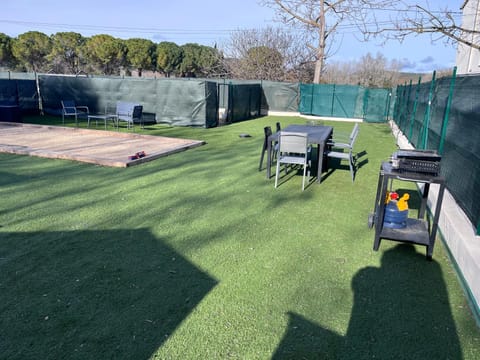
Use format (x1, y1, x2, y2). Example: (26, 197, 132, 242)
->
(363, 88, 394, 123)
(0, 79, 39, 113)
(226, 83, 262, 123)
(1, 72, 393, 124)
(39, 76, 218, 128)
(393, 69, 480, 235)
(214, 79, 299, 113)
(299, 83, 392, 122)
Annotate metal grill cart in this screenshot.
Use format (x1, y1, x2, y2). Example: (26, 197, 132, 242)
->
(368, 150, 445, 260)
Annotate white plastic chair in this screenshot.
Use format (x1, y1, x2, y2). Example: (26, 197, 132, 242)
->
(275, 131, 311, 191)
(116, 102, 143, 130)
(326, 123, 359, 182)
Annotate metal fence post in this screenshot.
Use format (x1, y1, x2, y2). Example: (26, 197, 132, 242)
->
(362, 87, 369, 121)
(438, 67, 457, 155)
(401, 80, 413, 131)
(384, 89, 392, 122)
(408, 76, 422, 140)
(331, 83, 336, 116)
(421, 70, 436, 149)
(309, 84, 314, 115)
(397, 82, 408, 129)
(392, 86, 402, 121)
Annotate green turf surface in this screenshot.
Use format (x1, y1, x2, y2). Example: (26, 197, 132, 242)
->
(1, 115, 479, 359)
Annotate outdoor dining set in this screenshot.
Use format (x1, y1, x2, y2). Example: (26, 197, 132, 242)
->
(61, 100, 144, 130)
(259, 121, 359, 190)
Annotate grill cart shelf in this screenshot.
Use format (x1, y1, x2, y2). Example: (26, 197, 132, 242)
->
(368, 161, 445, 260)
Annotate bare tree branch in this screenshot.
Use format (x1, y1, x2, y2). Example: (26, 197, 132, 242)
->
(363, 3, 480, 50)
(260, 0, 396, 83)
(222, 26, 312, 81)
(258, 0, 480, 82)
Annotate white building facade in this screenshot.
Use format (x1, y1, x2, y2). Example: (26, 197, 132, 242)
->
(456, 0, 480, 74)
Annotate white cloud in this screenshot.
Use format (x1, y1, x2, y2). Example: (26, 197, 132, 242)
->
(399, 58, 417, 71)
(420, 56, 435, 64)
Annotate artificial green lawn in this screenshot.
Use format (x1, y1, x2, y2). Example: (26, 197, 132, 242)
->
(1, 115, 479, 359)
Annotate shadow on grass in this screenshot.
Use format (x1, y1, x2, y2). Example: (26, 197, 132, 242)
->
(0, 229, 217, 360)
(273, 244, 462, 359)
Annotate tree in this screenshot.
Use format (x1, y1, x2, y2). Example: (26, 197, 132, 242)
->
(178, 43, 202, 77)
(260, 0, 392, 84)
(224, 26, 310, 81)
(125, 38, 156, 77)
(354, 53, 401, 88)
(324, 53, 401, 87)
(230, 45, 284, 80)
(11, 31, 52, 72)
(156, 42, 183, 77)
(48, 32, 85, 74)
(84, 34, 125, 75)
(0, 33, 15, 69)
(322, 61, 356, 85)
(179, 43, 223, 78)
(246, 46, 284, 80)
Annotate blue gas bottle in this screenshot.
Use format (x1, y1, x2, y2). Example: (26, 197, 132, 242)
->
(383, 193, 409, 229)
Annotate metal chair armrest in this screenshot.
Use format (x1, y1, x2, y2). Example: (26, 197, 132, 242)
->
(328, 141, 351, 148)
(76, 106, 89, 113)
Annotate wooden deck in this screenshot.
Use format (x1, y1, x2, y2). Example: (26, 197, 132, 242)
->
(0, 122, 205, 167)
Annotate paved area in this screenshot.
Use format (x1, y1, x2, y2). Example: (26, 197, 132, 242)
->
(0, 122, 205, 167)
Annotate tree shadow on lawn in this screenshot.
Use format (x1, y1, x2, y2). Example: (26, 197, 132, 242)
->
(0, 229, 217, 360)
(272, 244, 462, 359)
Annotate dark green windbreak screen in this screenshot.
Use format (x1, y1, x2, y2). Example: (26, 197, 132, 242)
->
(299, 83, 391, 122)
(300, 84, 359, 118)
(393, 73, 480, 234)
(2, 72, 394, 125)
(0, 79, 38, 113)
(439, 75, 480, 234)
(363, 88, 392, 122)
(38, 76, 218, 127)
(215, 79, 260, 110)
(0, 79, 18, 104)
(216, 80, 299, 115)
(154, 79, 217, 127)
(228, 83, 261, 123)
(260, 81, 299, 112)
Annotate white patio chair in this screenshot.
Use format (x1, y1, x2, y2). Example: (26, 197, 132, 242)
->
(275, 131, 311, 191)
(116, 103, 143, 130)
(326, 123, 359, 182)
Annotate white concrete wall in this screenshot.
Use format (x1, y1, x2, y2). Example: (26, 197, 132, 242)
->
(457, 0, 480, 74)
(267, 111, 363, 123)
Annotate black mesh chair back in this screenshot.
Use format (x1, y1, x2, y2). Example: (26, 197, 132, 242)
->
(259, 126, 273, 171)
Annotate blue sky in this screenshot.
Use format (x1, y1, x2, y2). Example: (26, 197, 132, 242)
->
(1, 0, 462, 73)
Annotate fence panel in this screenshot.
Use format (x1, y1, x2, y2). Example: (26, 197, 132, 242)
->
(394, 73, 480, 234)
(300, 83, 390, 122)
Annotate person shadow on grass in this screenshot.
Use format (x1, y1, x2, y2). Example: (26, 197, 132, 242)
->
(272, 244, 462, 359)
